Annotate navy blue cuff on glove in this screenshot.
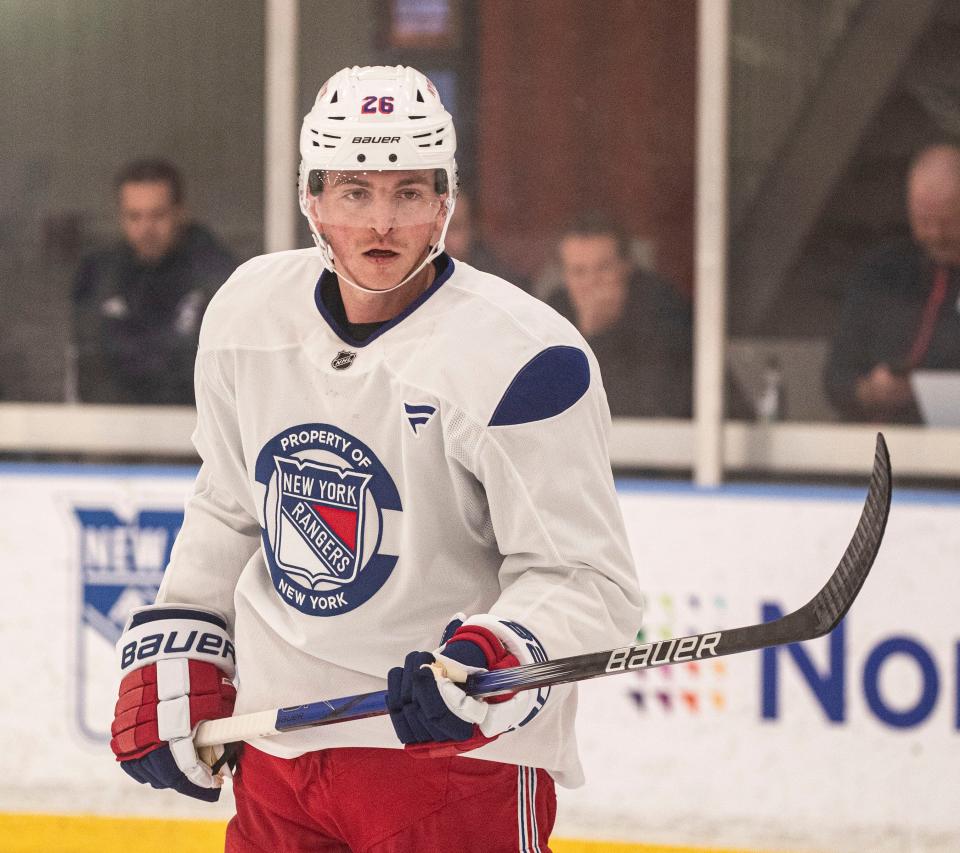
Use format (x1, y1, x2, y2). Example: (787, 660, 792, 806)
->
(121, 746, 221, 803)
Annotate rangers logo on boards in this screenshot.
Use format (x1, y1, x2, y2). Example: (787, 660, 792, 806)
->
(74, 507, 183, 741)
(256, 423, 402, 616)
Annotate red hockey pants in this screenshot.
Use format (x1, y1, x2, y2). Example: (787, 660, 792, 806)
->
(226, 744, 556, 852)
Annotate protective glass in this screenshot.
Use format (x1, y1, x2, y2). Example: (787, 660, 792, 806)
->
(308, 169, 448, 229)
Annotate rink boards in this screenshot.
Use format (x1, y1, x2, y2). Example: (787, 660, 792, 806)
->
(0, 462, 957, 853)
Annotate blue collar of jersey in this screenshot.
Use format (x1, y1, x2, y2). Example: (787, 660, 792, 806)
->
(313, 254, 455, 348)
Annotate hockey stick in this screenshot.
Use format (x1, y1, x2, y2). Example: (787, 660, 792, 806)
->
(196, 432, 891, 749)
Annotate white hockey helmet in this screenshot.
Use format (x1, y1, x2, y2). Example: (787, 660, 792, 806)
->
(299, 65, 459, 287)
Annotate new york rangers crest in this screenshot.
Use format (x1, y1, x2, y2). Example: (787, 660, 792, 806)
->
(274, 456, 371, 586)
(256, 423, 402, 616)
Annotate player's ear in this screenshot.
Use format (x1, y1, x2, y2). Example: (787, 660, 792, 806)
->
(305, 194, 325, 232)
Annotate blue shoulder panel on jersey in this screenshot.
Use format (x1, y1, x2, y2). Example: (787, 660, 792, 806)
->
(488, 345, 590, 427)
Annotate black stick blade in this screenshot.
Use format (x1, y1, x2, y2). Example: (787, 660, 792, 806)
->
(805, 431, 892, 635)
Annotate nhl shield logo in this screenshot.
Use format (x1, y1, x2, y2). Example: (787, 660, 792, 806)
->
(274, 456, 372, 586)
(331, 350, 356, 370)
(256, 423, 402, 617)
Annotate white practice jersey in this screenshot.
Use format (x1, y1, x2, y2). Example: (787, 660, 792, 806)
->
(157, 250, 643, 787)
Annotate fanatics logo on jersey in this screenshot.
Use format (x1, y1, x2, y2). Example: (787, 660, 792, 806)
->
(255, 423, 402, 617)
(331, 350, 356, 370)
(403, 402, 437, 435)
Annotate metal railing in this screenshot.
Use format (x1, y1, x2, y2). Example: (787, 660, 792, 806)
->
(2, 402, 957, 481)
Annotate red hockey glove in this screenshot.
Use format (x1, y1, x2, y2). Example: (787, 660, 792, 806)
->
(110, 605, 237, 802)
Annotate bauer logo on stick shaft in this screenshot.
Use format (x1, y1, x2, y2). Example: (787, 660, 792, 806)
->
(604, 633, 722, 673)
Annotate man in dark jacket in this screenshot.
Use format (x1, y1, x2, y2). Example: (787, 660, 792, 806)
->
(547, 213, 693, 418)
(72, 159, 236, 404)
(825, 144, 960, 423)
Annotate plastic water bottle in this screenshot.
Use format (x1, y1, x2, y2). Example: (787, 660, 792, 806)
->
(756, 356, 785, 422)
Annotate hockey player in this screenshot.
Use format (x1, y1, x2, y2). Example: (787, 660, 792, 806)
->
(110, 65, 643, 852)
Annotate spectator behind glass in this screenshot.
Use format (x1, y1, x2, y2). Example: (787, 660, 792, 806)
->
(71, 159, 236, 405)
(547, 212, 692, 418)
(443, 191, 531, 290)
(825, 143, 960, 423)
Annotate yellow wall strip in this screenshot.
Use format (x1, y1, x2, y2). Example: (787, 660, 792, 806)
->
(0, 813, 778, 853)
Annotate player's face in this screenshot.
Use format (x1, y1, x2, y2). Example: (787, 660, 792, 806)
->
(118, 181, 184, 264)
(559, 234, 630, 312)
(908, 183, 960, 267)
(308, 169, 448, 291)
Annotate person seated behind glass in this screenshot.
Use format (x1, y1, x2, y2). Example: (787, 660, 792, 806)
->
(72, 159, 236, 405)
(442, 191, 531, 291)
(547, 212, 692, 418)
(825, 143, 960, 423)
